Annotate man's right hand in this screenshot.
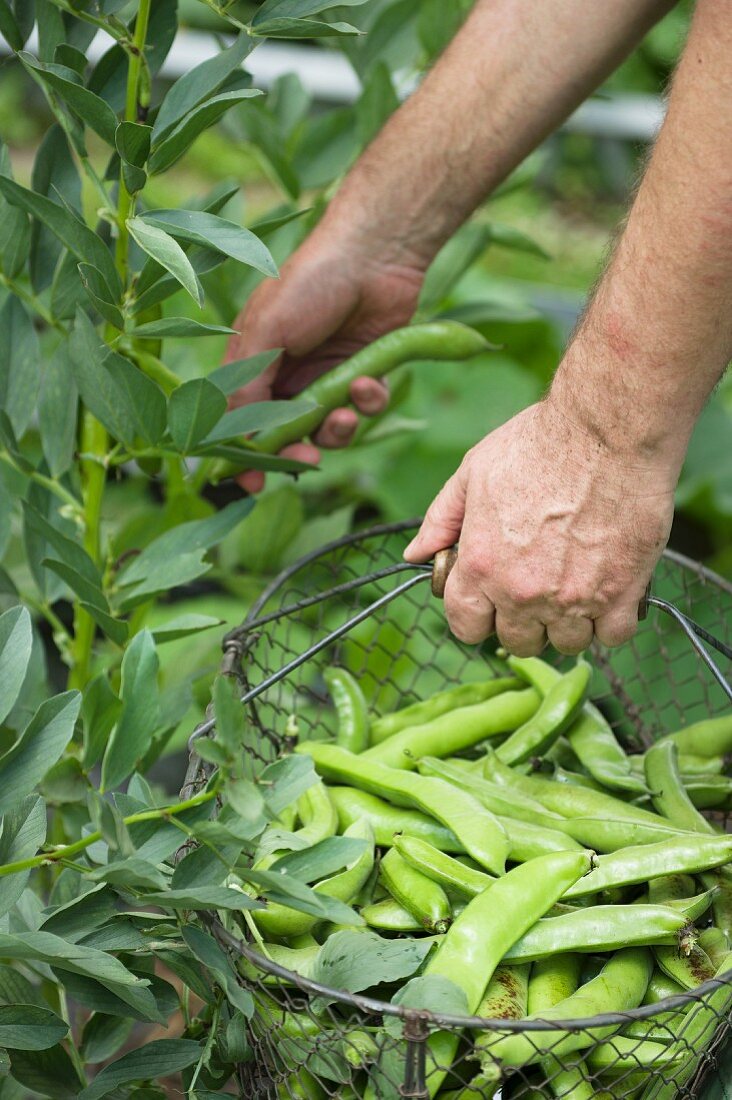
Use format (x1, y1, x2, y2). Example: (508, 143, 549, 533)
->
(225, 224, 425, 492)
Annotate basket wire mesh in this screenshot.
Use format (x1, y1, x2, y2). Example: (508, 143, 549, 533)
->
(182, 521, 732, 1100)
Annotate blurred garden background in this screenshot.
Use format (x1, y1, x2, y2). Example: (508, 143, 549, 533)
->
(1, 0, 729, 764)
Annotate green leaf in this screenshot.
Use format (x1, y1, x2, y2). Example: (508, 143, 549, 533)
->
(127, 217, 203, 307)
(0, 142, 29, 280)
(51, 247, 87, 320)
(139, 209, 277, 277)
(0, 606, 32, 725)
(260, 755, 318, 816)
(0, 1005, 67, 1050)
(78, 1039, 202, 1100)
(253, 0, 367, 21)
(80, 1014, 133, 1065)
(118, 499, 254, 590)
(488, 221, 550, 259)
(130, 317, 235, 339)
(243, 868, 363, 925)
(29, 125, 80, 292)
(357, 62, 398, 148)
(115, 121, 151, 168)
(9, 1044, 83, 1099)
(0, 175, 119, 295)
(270, 836, 368, 883)
(0, 296, 40, 439)
(20, 54, 119, 145)
(41, 561, 126, 648)
(149, 90, 263, 175)
(153, 33, 254, 142)
(38, 343, 78, 477)
(253, 18, 361, 38)
(311, 930, 433, 1002)
(0, 691, 81, 816)
(0, 796, 46, 919)
(142, 887, 262, 911)
(213, 674, 249, 760)
(167, 377, 227, 453)
(78, 263, 124, 329)
(101, 630, 159, 791)
(201, 398, 317, 445)
(208, 350, 280, 396)
(181, 926, 253, 1016)
(0, 1, 23, 51)
(150, 614, 223, 644)
(22, 501, 102, 588)
(419, 223, 494, 314)
(81, 675, 122, 771)
(224, 777, 266, 828)
(69, 312, 166, 446)
(116, 551, 212, 612)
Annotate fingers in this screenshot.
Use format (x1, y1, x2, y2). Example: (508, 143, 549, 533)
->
(313, 408, 359, 449)
(495, 610, 547, 658)
(594, 602, 639, 648)
(404, 467, 468, 563)
(444, 566, 496, 645)
(350, 376, 389, 416)
(546, 615, 595, 656)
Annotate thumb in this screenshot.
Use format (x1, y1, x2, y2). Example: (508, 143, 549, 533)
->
(404, 466, 468, 563)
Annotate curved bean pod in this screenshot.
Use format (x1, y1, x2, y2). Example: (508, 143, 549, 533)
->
(363, 688, 540, 770)
(298, 742, 510, 874)
(653, 941, 716, 990)
(644, 738, 716, 834)
(379, 847, 452, 934)
(667, 714, 732, 758)
(418, 756, 565, 831)
(563, 834, 732, 899)
(504, 904, 688, 962)
(329, 785, 463, 852)
(495, 661, 591, 765)
(324, 667, 369, 753)
(505, 654, 645, 794)
(369, 677, 521, 745)
(482, 948, 653, 1068)
(393, 835, 494, 898)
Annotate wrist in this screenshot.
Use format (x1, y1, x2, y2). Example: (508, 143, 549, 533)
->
(547, 332, 691, 476)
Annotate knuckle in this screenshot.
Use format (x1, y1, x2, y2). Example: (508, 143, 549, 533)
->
(595, 619, 636, 649)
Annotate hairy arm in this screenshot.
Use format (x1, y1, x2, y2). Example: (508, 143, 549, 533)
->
(229, 0, 673, 489)
(407, 0, 732, 654)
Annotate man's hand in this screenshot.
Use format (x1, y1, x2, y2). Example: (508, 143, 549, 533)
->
(404, 395, 675, 656)
(226, 227, 423, 491)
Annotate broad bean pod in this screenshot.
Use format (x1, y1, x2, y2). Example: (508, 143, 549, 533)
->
(653, 941, 716, 990)
(495, 661, 591, 766)
(503, 903, 688, 962)
(363, 688, 540, 770)
(324, 667, 369, 753)
(667, 714, 732, 758)
(639, 951, 732, 1099)
(393, 835, 494, 898)
(379, 847, 452, 934)
(644, 738, 716, 834)
(416, 850, 591, 1096)
(481, 948, 653, 1068)
(329, 786, 462, 852)
(505, 654, 646, 794)
(369, 677, 521, 745)
(298, 742, 510, 874)
(481, 749, 695, 830)
(563, 834, 732, 899)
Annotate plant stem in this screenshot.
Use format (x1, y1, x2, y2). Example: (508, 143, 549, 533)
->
(116, 0, 153, 286)
(0, 788, 218, 878)
(68, 412, 108, 690)
(68, 0, 153, 691)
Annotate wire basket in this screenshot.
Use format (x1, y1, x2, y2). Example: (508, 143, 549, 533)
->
(185, 520, 732, 1100)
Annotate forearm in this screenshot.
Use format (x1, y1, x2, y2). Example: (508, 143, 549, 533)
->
(324, 0, 674, 268)
(552, 0, 732, 471)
